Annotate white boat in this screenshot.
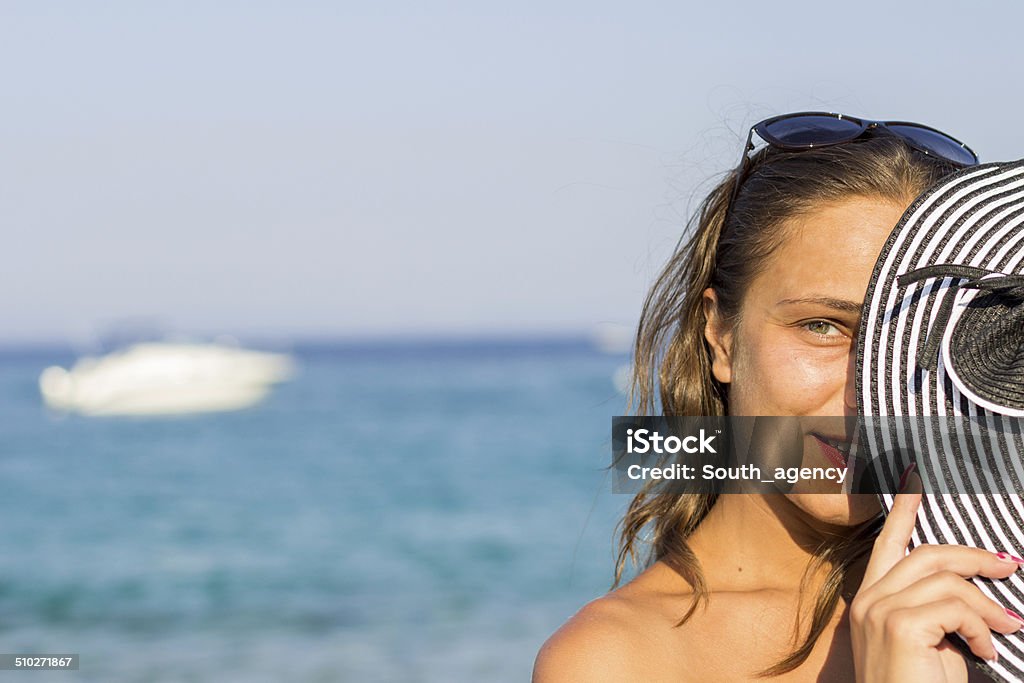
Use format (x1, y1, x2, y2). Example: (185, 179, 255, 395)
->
(590, 322, 634, 355)
(38, 342, 295, 417)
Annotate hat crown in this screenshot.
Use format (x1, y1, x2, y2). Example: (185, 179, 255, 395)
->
(896, 266, 1024, 411)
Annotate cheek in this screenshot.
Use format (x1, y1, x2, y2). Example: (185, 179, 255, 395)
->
(732, 334, 848, 414)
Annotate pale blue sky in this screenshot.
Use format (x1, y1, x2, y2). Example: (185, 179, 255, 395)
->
(3, 1, 1021, 343)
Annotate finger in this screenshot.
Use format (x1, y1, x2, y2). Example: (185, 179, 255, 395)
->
(875, 571, 1024, 636)
(901, 468, 923, 495)
(889, 598, 999, 662)
(867, 544, 1022, 596)
(863, 469, 922, 587)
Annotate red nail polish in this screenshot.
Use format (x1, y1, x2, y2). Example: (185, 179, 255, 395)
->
(997, 552, 1024, 564)
(1007, 608, 1024, 624)
(898, 463, 916, 492)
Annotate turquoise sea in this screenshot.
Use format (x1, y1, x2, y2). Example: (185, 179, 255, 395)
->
(0, 340, 630, 682)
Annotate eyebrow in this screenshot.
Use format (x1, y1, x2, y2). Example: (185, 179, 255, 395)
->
(775, 297, 863, 314)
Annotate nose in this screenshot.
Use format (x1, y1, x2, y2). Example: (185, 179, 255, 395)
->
(844, 348, 858, 414)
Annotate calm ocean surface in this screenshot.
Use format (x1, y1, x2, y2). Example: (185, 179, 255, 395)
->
(0, 340, 631, 682)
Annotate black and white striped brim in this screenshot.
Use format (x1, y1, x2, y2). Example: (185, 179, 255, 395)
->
(857, 159, 1024, 681)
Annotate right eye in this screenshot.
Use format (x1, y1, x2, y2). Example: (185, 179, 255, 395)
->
(803, 320, 842, 337)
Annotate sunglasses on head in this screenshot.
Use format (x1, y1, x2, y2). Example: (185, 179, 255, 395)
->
(729, 112, 979, 211)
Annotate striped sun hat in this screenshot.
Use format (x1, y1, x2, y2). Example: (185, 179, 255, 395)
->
(856, 159, 1024, 681)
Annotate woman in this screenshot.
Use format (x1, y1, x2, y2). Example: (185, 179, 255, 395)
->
(534, 114, 1024, 681)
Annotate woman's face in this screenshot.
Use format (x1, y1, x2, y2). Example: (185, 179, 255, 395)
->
(704, 196, 909, 527)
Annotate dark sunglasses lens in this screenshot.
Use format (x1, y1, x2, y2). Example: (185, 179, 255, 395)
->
(760, 116, 863, 147)
(887, 124, 977, 166)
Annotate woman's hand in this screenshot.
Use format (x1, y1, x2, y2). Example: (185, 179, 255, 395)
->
(850, 472, 1024, 682)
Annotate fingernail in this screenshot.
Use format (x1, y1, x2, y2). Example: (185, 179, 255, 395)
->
(898, 463, 916, 492)
(1007, 608, 1024, 625)
(986, 653, 999, 665)
(996, 552, 1024, 564)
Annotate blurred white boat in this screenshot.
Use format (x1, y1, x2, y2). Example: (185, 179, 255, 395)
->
(590, 322, 634, 355)
(38, 342, 295, 416)
(612, 363, 633, 395)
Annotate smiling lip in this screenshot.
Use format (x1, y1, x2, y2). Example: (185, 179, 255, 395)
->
(811, 433, 851, 468)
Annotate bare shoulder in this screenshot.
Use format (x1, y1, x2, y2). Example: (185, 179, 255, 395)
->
(532, 564, 692, 682)
(532, 594, 649, 681)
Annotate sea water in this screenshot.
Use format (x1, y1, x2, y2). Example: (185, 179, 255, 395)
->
(0, 340, 629, 682)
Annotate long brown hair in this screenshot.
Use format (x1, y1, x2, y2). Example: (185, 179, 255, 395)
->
(615, 133, 959, 675)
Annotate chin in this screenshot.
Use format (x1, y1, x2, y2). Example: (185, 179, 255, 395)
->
(786, 492, 881, 528)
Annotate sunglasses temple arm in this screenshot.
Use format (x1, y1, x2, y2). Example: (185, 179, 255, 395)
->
(726, 128, 756, 215)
